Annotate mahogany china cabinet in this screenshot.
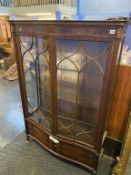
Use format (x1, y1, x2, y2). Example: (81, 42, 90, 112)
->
(10, 20, 127, 174)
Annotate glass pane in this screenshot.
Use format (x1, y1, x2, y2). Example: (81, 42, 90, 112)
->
(20, 36, 51, 131)
(56, 40, 110, 146)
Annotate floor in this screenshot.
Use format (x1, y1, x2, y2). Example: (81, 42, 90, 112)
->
(0, 70, 25, 149)
(0, 132, 112, 175)
(0, 68, 130, 175)
(126, 152, 131, 175)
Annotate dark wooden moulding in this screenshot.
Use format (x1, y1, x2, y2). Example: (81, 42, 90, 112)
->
(10, 20, 127, 175)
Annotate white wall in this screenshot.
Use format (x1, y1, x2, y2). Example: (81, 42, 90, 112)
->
(78, 0, 131, 19)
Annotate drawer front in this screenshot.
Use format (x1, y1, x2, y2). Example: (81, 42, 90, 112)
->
(27, 120, 52, 150)
(27, 119, 99, 171)
(52, 138, 99, 170)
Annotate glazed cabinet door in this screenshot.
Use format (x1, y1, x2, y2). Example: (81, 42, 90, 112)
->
(19, 36, 52, 132)
(56, 39, 112, 148)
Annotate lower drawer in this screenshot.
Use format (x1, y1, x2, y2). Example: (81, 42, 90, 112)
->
(27, 119, 99, 173)
(52, 137, 99, 170)
(27, 119, 52, 150)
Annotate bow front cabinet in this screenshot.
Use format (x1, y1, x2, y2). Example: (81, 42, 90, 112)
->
(10, 20, 127, 174)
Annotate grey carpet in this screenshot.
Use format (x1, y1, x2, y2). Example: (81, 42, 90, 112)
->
(0, 133, 112, 175)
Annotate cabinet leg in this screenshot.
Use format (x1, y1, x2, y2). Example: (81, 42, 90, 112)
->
(25, 135, 32, 143)
(92, 171, 96, 175)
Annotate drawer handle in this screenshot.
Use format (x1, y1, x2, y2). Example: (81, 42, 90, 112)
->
(49, 135, 59, 144)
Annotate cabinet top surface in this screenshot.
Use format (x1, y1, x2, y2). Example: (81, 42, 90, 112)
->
(9, 20, 128, 26)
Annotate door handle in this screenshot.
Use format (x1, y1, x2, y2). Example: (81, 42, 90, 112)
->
(49, 135, 59, 144)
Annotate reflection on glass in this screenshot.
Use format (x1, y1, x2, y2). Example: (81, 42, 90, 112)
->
(20, 36, 51, 131)
(56, 40, 109, 146)
(121, 24, 131, 65)
(121, 45, 131, 65)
